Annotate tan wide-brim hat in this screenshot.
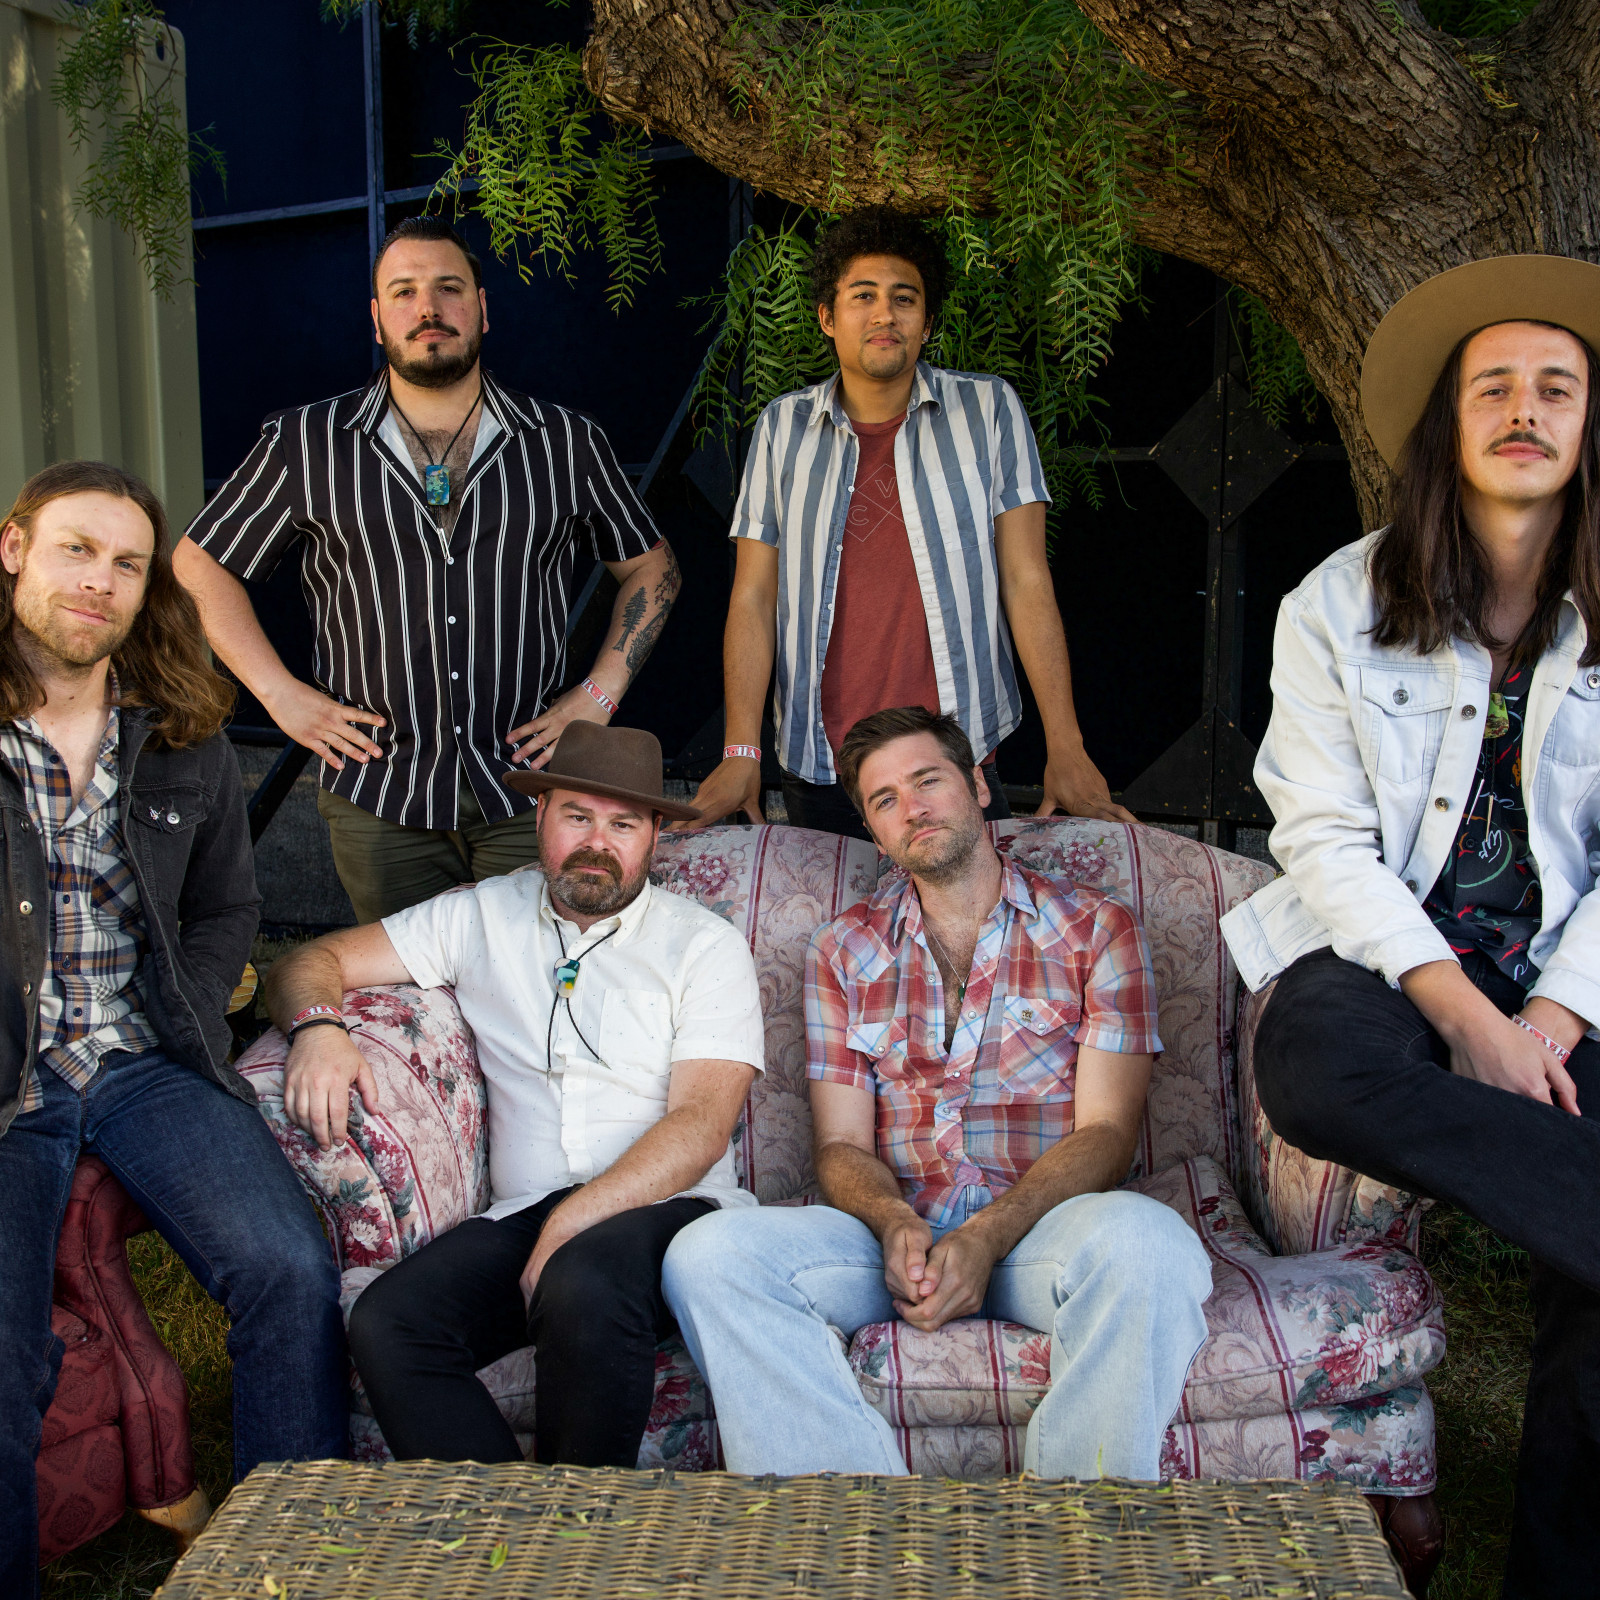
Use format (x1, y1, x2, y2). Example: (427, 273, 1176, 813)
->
(1360, 253, 1600, 468)
(504, 721, 700, 821)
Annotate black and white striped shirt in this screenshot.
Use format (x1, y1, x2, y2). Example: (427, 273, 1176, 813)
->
(187, 372, 659, 828)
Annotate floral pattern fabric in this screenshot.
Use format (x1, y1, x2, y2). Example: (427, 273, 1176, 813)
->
(252, 821, 1438, 1494)
(1235, 982, 1428, 1256)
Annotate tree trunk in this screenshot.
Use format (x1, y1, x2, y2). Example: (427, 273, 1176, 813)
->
(582, 0, 1600, 527)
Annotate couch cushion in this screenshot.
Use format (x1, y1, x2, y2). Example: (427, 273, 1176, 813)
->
(651, 827, 880, 1203)
(895, 1387, 1438, 1494)
(846, 1155, 1444, 1429)
(239, 984, 489, 1268)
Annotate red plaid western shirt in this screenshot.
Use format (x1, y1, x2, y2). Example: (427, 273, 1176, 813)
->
(805, 859, 1160, 1227)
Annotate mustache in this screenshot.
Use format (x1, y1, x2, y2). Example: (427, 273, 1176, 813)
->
(1488, 429, 1557, 458)
(558, 848, 622, 880)
(409, 318, 460, 340)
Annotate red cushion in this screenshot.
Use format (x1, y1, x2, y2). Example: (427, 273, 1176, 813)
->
(38, 1157, 198, 1564)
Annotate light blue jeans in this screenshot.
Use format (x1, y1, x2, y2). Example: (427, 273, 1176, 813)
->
(663, 1188, 1212, 1479)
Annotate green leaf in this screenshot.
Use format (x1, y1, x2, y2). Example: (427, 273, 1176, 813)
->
(489, 1542, 509, 1570)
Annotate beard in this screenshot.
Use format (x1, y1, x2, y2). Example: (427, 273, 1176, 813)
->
(541, 842, 652, 917)
(856, 337, 914, 381)
(9, 574, 135, 672)
(886, 806, 985, 886)
(382, 316, 485, 389)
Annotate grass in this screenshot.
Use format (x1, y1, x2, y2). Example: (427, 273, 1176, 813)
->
(42, 1202, 1534, 1599)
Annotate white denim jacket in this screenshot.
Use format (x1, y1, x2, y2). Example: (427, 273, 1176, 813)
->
(1221, 533, 1600, 1031)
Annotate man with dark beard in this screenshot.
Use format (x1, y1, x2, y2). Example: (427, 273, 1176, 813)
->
(265, 722, 764, 1467)
(173, 217, 679, 922)
(663, 707, 1210, 1479)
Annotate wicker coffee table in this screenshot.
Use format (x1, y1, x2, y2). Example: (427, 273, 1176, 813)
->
(153, 1460, 1410, 1599)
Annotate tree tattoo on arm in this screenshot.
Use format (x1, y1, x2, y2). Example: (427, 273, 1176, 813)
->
(610, 541, 682, 683)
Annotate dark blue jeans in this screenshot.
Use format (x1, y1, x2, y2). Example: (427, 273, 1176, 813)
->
(0, 1048, 347, 1598)
(1254, 948, 1600, 1600)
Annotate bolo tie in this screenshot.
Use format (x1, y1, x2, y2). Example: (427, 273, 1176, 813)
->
(544, 920, 621, 1073)
(389, 386, 483, 506)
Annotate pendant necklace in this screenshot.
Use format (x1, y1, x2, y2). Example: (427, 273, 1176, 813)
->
(389, 386, 483, 507)
(923, 919, 971, 1011)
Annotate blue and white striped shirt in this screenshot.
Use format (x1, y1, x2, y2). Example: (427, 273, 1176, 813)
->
(731, 363, 1050, 784)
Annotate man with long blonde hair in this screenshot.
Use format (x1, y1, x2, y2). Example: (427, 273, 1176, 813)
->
(0, 462, 345, 1597)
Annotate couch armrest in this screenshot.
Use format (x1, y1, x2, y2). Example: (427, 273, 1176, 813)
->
(236, 984, 489, 1269)
(1234, 983, 1428, 1255)
(51, 1156, 196, 1511)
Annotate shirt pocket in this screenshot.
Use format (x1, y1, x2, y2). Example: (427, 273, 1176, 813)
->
(994, 995, 1079, 1095)
(845, 1014, 909, 1079)
(1358, 666, 1454, 784)
(1545, 668, 1600, 769)
(598, 988, 674, 1084)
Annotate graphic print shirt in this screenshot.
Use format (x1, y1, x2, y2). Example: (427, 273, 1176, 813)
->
(1423, 665, 1543, 988)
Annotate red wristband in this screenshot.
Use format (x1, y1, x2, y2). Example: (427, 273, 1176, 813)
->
(291, 1004, 344, 1029)
(723, 744, 761, 762)
(582, 678, 619, 715)
(1515, 1014, 1572, 1065)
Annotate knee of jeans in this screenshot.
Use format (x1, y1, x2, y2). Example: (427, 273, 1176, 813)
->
(661, 1210, 751, 1309)
(1065, 1192, 1212, 1299)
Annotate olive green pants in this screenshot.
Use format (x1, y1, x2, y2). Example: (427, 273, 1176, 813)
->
(317, 779, 543, 925)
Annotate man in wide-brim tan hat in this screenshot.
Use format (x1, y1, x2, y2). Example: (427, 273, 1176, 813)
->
(1222, 254, 1600, 1596)
(263, 721, 766, 1470)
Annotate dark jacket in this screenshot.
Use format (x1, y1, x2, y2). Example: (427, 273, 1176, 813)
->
(0, 710, 262, 1136)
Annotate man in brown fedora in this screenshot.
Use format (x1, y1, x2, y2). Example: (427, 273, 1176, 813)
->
(265, 722, 765, 1468)
(1222, 256, 1600, 1596)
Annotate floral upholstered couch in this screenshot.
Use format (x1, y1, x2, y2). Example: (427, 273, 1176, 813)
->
(239, 819, 1443, 1496)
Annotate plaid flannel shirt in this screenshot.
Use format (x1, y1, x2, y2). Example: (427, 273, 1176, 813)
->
(0, 696, 158, 1112)
(806, 859, 1161, 1228)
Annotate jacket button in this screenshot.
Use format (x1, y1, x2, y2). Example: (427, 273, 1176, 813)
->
(1405, 880, 1418, 892)
(1461, 705, 1476, 719)
(18, 900, 32, 914)
(1392, 687, 1409, 705)
(166, 812, 180, 825)
(1434, 797, 1450, 811)
(1589, 673, 1600, 689)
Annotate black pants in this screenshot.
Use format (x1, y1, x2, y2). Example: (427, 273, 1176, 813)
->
(347, 1191, 713, 1466)
(1253, 948, 1600, 1599)
(781, 762, 1012, 843)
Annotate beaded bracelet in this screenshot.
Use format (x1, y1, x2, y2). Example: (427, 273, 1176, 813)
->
(582, 678, 619, 715)
(723, 744, 762, 762)
(1514, 1014, 1572, 1066)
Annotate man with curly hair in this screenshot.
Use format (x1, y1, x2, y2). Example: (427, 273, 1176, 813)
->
(679, 208, 1129, 841)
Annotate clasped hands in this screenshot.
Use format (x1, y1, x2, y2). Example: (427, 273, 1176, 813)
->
(880, 1210, 1002, 1333)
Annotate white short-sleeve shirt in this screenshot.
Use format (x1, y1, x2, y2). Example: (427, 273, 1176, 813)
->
(383, 870, 764, 1220)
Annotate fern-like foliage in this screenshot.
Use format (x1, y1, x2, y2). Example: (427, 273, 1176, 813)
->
(1228, 289, 1319, 427)
(52, 0, 225, 299)
(432, 40, 662, 311)
(321, 0, 471, 47)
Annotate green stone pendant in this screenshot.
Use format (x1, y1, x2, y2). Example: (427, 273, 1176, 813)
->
(1485, 691, 1510, 740)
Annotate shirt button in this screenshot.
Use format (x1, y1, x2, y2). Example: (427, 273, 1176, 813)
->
(1392, 687, 1409, 705)
(1461, 705, 1476, 720)
(451, 672, 459, 681)
(1405, 879, 1418, 892)
(446, 556, 455, 566)
(19, 900, 32, 915)
(448, 615, 457, 624)
(1434, 797, 1450, 811)
(454, 725, 462, 734)
(966, 1009, 977, 1019)
(62, 895, 69, 904)
(22, 981, 30, 996)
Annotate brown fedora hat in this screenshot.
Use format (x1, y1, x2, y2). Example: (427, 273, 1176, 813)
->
(1361, 253, 1600, 468)
(503, 721, 700, 821)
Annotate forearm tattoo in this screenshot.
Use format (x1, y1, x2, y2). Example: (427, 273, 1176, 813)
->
(610, 543, 681, 683)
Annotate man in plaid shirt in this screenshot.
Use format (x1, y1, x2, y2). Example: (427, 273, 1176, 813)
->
(665, 707, 1212, 1477)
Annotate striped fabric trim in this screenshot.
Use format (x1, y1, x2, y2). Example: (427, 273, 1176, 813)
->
(730, 362, 1050, 784)
(186, 371, 660, 829)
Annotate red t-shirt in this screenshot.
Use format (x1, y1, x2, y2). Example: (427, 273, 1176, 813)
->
(819, 413, 941, 758)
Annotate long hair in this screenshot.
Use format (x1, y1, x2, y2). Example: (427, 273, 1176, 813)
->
(1371, 325, 1600, 667)
(0, 461, 234, 746)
